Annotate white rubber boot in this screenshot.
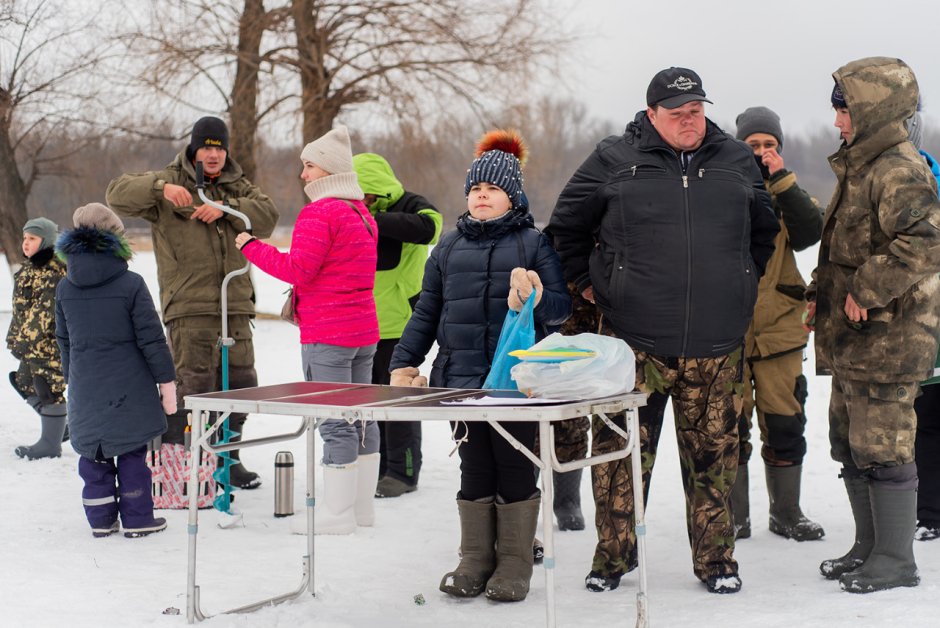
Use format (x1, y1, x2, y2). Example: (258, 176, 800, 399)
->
(355, 453, 380, 527)
(315, 463, 358, 535)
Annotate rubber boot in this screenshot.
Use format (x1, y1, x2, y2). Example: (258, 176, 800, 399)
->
(767, 464, 825, 541)
(553, 469, 585, 531)
(226, 415, 261, 489)
(730, 464, 751, 540)
(485, 494, 541, 602)
(15, 408, 67, 460)
(820, 469, 874, 579)
(315, 463, 358, 535)
(440, 496, 496, 597)
(840, 484, 919, 593)
(355, 453, 380, 527)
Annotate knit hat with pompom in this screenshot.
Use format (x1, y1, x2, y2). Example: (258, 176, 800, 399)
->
(464, 129, 529, 210)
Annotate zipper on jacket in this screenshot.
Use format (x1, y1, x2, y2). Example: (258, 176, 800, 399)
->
(681, 173, 692, 354)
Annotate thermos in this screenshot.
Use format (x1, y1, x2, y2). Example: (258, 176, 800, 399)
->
(274, 451, 294, 517)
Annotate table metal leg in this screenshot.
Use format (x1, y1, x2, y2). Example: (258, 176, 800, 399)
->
(306, 416, 316, 595)
(537, 420, 557, 628)
(186, 409, 205, 623)
(629, 407, 649, 628)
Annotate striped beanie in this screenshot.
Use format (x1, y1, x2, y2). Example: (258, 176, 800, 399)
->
(464, 129, 528, 210)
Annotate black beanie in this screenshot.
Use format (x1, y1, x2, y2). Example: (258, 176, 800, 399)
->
(735, 106, 784, 152)
(831, 82, 848, 109)
(188, 116, 229, 159)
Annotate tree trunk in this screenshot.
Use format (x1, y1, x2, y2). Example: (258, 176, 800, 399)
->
(0, 111, 29, 271)
(228, 0, 266, 182)
(292, 0, 339, 144)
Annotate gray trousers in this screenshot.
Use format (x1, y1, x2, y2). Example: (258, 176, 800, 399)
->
(301, 342, 379, 465)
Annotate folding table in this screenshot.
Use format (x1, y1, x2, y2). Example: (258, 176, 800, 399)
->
(184, 382, 649, 627)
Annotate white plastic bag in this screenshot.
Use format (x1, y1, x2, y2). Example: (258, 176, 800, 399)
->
(510, 332, 635, 399)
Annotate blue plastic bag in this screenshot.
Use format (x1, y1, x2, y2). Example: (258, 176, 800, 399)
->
(483, 291, 537, 390)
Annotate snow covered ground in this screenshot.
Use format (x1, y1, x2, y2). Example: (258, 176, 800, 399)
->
(1, 249, 938, 628)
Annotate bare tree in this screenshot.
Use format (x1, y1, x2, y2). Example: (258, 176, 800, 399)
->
(124, 0, 570, 177)
(0, 0, 116, 269)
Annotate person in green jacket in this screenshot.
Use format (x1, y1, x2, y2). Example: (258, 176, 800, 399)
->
(105, 116, 279, 490)
(352, 153, 442, 497)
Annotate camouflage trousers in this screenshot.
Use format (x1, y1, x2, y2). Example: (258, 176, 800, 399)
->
(828, 373, 918, 469)
(14, 358, 66, 406)
(590, 349, 742, 582)
(737, 349, 809, 465)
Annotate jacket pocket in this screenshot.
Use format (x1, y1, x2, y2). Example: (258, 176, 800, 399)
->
(431, 351, 450, 387)
(829, 204, 872, 268)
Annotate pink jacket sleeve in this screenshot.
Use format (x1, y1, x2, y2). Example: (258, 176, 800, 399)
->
(241, 204, 330, 285)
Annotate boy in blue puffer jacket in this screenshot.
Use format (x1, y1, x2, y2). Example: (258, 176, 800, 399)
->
(56, 203, 177, 538)
(390, 130, 571, 603)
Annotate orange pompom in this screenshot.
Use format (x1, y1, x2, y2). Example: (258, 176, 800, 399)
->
(475, 129, 528, 167)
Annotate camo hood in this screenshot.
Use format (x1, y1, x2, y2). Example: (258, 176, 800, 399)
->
(833, 56, 919, 171)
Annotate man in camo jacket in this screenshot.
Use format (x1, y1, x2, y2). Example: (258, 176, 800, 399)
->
(807, 56, 940, 593)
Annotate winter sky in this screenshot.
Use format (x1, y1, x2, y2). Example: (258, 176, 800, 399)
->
(561, 0, 939, 136)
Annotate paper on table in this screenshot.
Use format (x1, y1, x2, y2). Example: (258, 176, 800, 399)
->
(441, 395, 576, 406)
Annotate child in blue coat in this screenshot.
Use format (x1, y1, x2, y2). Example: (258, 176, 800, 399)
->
(55, 203, 177, 538)
(390, 130, 571, 602)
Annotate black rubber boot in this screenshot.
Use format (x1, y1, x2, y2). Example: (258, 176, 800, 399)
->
(440, 496, 497, 597)
(840, 484, 919, 593)
(553, 469, 585, 531)
(820, 469, 873, 579)
(766, 464, 824, 541)
(730, 464, 751, 540)
(15, 409, 67, 460)
(485, 494, 541, 602)
(224, 414, 261, 489)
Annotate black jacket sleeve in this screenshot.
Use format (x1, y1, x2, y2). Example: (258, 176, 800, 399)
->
(746, 159, 780, 276)
(547, 145, 613, 291)
(769, 170, 823, 252)
(374, 211, 438, 244)
(389, 248, 444, 372)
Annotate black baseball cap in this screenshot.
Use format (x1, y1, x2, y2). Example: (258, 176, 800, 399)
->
(646, 67, 713, 109)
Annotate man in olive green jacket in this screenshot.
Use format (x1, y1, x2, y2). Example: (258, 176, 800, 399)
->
(807, 57, 940, 593)
(731, 106, 825, 544)
(106, 116, 279, 489)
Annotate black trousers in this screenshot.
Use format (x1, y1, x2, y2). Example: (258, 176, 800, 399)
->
(453, 420, 537, 503)
(373, 338, 422, 485)
(915, 383, 940, 525)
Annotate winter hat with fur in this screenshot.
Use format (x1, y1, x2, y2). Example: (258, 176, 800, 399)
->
(735, 106, 785, 153)
(73, 203, 125, 235)
(23, 218, 59, 251)
(301, 125, 354, 175)
(464, 129, 528, 210)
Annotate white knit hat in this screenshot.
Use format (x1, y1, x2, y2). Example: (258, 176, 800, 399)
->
(300, 125, 354, 175)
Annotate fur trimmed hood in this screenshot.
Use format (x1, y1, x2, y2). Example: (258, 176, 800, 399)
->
(56, 227, 132, 289)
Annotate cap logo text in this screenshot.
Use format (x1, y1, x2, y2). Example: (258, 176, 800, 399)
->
(204, 138, 222, 146)
(667, 76, 697, 91)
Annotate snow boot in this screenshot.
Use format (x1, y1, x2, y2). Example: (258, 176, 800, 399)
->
(840, 484, 919, 593)
(485, 494, 541, 602)
(585, 571, 622, 592)
(533, 536, 544, 564)
(315, 462, 358, 535)
(553, 468, 585, 531)
(820, 469, 874, 579)
(92, 521, 119, 538)
(730, 463, 751, 540)
(374, 474, 417, 498)
(225, 415, 261, 489)
(355, 453, 380, 526)
(440, 496, 497, 597)
(706, 573, 742, 594)
(766, 464, 825, 541)
(15, 407, 67, 460)
(915, 521, 940, 541)
(124, 517, 167, 538)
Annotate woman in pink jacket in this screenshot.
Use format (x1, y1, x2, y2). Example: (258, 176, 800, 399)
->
(235, 126, 379, 535)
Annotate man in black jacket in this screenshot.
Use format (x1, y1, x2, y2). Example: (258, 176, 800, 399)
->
(548, 67, 779, 595)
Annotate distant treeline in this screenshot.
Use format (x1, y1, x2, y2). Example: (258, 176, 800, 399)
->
(28, 108, 940, 234)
